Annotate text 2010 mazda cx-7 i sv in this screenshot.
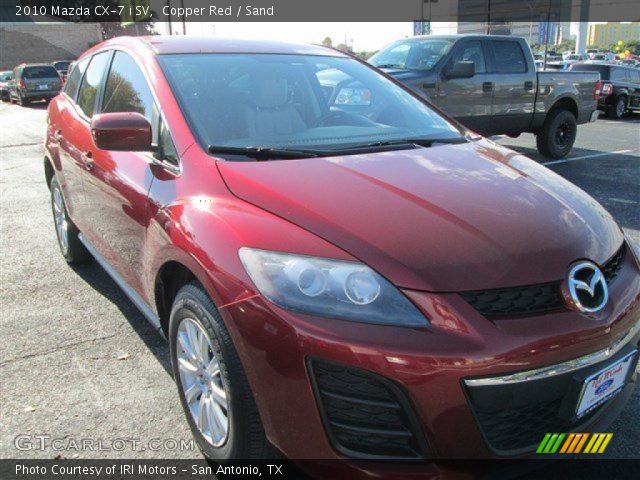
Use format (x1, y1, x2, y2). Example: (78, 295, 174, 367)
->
(45, 36, 640, 465)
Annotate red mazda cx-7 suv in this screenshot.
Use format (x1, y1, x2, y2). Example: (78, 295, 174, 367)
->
(44, 36, 640, 465)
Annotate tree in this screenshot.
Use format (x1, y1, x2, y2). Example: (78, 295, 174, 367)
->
(626, 40, 640, 55)
(321, 37, 333, 48)
(336, 43, 352, 53)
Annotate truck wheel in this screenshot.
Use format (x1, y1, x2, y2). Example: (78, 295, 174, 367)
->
(169, 283, 276, 460)
(536, 109, 577, 159)
(607, 96, 627, 119)
(18, 92, 29, 107)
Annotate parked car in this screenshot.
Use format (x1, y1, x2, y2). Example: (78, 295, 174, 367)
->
(570, 63, 640, 118)
(45, 36, 640, 469)
(0, 70, 12, 101)
(8, 63, 61, 106)
(564, 53, 588, 64)
(52, 60, 73, 83)
(368, 35, 600, 158)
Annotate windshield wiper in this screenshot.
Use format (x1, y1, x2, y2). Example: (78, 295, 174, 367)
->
(332, 137, 467, 152)
(208, 145, 321, 160)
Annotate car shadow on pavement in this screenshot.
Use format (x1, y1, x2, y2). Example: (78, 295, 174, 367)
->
(70, 261, 173, 377)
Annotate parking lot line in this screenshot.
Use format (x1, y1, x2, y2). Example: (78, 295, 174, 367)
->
(543, 149, 635, 166)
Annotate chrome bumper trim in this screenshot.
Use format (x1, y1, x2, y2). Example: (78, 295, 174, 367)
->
(465, 320, 640, 386)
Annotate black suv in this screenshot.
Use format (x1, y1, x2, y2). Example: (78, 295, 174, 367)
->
(570, 63, 640, 119)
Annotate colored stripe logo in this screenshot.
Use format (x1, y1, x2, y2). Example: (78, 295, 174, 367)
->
(537, 433, 613, 454)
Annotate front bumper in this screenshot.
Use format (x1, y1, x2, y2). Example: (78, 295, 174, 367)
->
(220, 244, 640, 461)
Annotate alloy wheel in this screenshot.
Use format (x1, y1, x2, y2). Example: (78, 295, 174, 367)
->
(52, 186, 69, 254)
(177, 317, 229, 447)
(616, 99, 625, 118)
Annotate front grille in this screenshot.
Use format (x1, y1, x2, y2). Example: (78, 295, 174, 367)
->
(460, 282, 564, 318)
(460, 242, 627, 318)
(464, 344, 638, 455)
(471, 397, 601, 453)
(602, 242, 626, 284)
(307, 359, 428, 459)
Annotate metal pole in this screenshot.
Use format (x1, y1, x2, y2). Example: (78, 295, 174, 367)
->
(166, 0, 173, 35)
(543, 4, 550, 70)
(180, 0, 187, 35)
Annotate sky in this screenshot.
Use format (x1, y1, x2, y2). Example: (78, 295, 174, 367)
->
(156, 22, 415, 51)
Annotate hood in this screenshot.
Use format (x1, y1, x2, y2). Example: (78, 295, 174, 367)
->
(217, 139, 623, 292)
(380, 67, 431, 82)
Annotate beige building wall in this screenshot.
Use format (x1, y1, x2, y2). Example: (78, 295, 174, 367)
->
(587, 22, 640, 48)
(0, 23, 103, 70)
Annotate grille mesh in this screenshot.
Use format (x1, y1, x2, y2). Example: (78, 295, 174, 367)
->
(308, 359, 428, 459)
(460, 282, 564, 318)
(602, 242, 626, 284)
(460, 242, 627, 318)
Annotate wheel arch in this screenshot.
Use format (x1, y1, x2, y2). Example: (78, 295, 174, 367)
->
(548, 96, 578, 118)
(44, 156, 55, 190)
(153, 258, 204, 337)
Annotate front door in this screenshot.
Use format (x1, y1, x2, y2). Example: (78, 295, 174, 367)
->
(80, 50, 159, 295)
(434, 39, 493, 135)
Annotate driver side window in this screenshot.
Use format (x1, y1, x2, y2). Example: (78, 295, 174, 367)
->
(450, 41, 486, 74)
(102, 51, 159, 141)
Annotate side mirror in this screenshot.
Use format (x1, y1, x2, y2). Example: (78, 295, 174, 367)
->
(447, 60, 476, 78)
(91, 112, 153, 151)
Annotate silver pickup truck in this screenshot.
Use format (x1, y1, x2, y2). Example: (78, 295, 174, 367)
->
(368, 35, 600, 158)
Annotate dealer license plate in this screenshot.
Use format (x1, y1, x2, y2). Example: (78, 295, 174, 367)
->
(38, 84, 48, 90)
(576, 350, 637, 418)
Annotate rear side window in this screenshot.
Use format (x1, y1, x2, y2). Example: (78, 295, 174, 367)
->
(630, 70, 640, 84)
(77, 52, 110, 118)
(450, 40, 486, 73)
(490, 41, 527, 73)
(102, 51, 157, 129)
(610, 68, 627, 82)
(63, 58, 89, 100)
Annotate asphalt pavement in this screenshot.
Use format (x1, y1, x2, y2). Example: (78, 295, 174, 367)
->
(0, 100, 638, 461)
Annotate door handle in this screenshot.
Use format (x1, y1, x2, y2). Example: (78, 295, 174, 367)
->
(524, 80, 534, 91)
(482, 82, 494, 93)
(82, 151, 94, 170)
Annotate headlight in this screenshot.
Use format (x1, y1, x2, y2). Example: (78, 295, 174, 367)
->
(239, 248, 427, 327)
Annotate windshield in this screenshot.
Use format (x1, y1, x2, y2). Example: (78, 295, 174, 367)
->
(0, 71, 11, 81)
(23, 66, 59, 79)
(369, 38, 454, 71)
(159, 53, 463, 156)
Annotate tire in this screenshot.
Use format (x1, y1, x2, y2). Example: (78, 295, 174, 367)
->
(50, 176, 90, 264)
(536, 109, 577, 159)
(607, 96, 627, 119)
(169, 283, 274, 460)
(17, 92, 28, 107)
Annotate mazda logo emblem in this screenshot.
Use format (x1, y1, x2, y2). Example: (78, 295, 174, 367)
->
(567, 261, 608, 313)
